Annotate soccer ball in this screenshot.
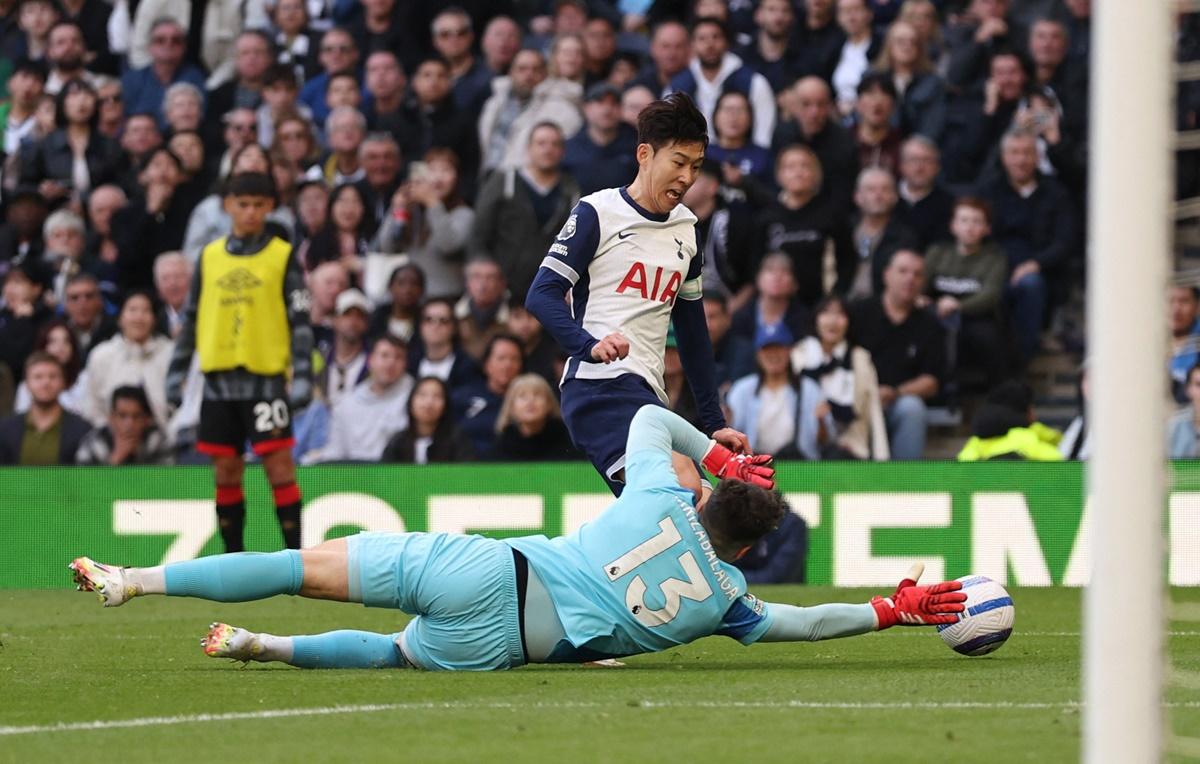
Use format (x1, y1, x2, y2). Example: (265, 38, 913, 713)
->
(936, 575, 1014, 656)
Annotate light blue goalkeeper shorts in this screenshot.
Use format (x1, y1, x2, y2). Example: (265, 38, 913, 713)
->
(345, 531, 526, 671)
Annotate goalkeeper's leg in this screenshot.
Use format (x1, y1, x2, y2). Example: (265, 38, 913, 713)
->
(203, 623, 411, 669)
(70, 538, 351, 607)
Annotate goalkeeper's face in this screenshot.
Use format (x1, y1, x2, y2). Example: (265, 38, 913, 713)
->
(636, 139, 705, 214)
(225, 194, 276, 238)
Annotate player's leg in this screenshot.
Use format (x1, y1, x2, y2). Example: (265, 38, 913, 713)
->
(201, 622, 410, 669)
(251, 396, 302, 550)
(195, 399, 251, 552)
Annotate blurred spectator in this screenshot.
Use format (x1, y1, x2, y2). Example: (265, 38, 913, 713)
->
(731, 252, 813, 349)
(82, 184, 125, 283)
(322, 333, 413, 461)
(44, 20, 98, 95)
(1059, 362, 1089, 460)
(209, 30, 275, 119)
(56, 0, 114, 75)
(373, 147, 474, 300)
(849, 250, 943, 459)
(13, 318, 87, 414)
(40, 207, 88, 303)
(563, 82, 638, 196)
(293, 176, 329, 257)
(212, 108, 252, 176)
(153, 251, 190, 338)
(582, 15, 617, 87)
(793, 294, 890, 460)
(306, 259, 349, 352)
(852, 72, 902, 174)
(703, 291, 754, 390)
(505, 297, 560, 389)
(256, 65, 309, 149)
(0, 188, 49, 264)
(406, 297, 480, 390)
(670, 16, 774, 148)
(362, 50, 405, 134)
(737, 0, 800, 93)
(726, 323, 829, 460)
(978, 128, 1075, 364)
(303, 182, 370, 279)
(2, 59, 47, 158)
(924, 196, 1008, 382)
(874, 19, 945, 142)
(112, 146, 203, 291)
(490, 372, 577, 460)
(451, 332, 523, 455)
(270, 0, 321, 83)
(82, 289, 171, 428)
(0, 260, 52, 377)
(1170, 365, 1200, 459)
(19, 79, 122, 208)
(381, 375, 475, 463)
(347, 0, 414, 72)
(945, 0, 1020, 95)
(60, 272, 114, 360)
(75, 384, 174, 464)
(1027, 17, 1085, 136)
(661, 329, 699, 426)
(183, 145, 296, 263)
(273, 114, 322, 174)
(353, 132, 401, 230)
(120, 18, 205, 123)
(708, 89, 774, 194)
(319, 106, 366, 185)
(300, 27, 359, 125)
(963, 49, 1027, 178)
(0, 353, 89, 465)
(455, 256, 510, 362)
(291, 384, 330, 465)
(832, 0, 880, 117)
(1172, 286, 1200, 404)
(321, 287, 370, 406)
(850, 165, 918, 299)
(478, 48, 582, 173)
(391, 57, 480, 196)
(367, 262, 424, 343)
(621, 84, 654, 129)
(481, 15, 521, 78)
(895, 135, 954, 251)
(14, 0, 59, 63)
(166, 124, 206, 181)
(94, 76, 124, 138)
(688, 159, 755, 309)
(898, 0, 944, 67)
(771, 77, 859, 215)
(630, 20, 689, 97)
(794, 0, 842, 84)
(472, 122, 579, 301)
(431, 7, 492, 114)
(548, 32, 586, 88)
(753, 145, 853, 307)
(957, 380, 1062, 461)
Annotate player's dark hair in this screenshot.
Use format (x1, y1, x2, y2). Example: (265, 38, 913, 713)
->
(224, 172, 276, 199)
(111, 385, 152, 416)
(703, 482, 786, 551)
(636, 92, 709, 152)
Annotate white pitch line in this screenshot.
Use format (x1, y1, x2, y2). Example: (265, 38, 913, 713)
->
(4, 700, 1200, 737)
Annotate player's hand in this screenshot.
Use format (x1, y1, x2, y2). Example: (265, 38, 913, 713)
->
(590, 332, 630, 364)
(710, 427, 749, 454)
(701, 442, 775, 489)
(870, 562, 967, 629)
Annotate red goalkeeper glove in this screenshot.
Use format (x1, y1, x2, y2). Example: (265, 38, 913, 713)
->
(701, 442, 775, 489)
(870, 562, 967, 629)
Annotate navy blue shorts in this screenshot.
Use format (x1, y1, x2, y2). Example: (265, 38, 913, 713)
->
(560, 374, 664, 494)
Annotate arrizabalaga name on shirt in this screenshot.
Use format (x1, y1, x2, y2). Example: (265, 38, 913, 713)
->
(679, 499, 741, 602)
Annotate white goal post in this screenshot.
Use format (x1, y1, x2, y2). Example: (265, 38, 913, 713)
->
(1083, 0, 1170, 760)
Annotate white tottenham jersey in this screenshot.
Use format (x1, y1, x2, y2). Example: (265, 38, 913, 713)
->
(537, 187, 703, 401)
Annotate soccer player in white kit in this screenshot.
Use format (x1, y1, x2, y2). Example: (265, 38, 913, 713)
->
(525, 93, 753, 495)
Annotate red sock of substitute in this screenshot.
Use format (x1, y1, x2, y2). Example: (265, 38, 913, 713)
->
(215, 485, 246, 553)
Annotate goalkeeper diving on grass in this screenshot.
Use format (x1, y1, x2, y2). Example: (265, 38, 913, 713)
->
(69, 406, 966, 671)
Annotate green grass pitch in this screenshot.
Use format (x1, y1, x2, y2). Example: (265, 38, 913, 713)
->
(3, 587, 1198, 763)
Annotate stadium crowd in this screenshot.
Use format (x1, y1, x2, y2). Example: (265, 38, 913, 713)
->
(0, 0, 1169, 468)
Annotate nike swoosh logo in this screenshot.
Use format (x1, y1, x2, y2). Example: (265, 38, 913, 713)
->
(617, 231, 636, 239)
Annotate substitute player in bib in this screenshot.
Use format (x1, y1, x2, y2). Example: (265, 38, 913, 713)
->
(165, 172, 314, 552)
(526, 93, 752, 495)
(70, 405, 966, 671)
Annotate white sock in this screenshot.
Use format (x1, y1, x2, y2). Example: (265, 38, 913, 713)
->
(124, 566, 166, 595)
(255, 633, 294, 663)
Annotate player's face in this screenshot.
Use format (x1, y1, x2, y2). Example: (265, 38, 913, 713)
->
(224, 194, 276, 237)
(639, 140, 705, 214)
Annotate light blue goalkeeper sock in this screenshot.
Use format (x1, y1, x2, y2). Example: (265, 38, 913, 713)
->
(163, 551, 304, 601)
(290, 630, 409, 669)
